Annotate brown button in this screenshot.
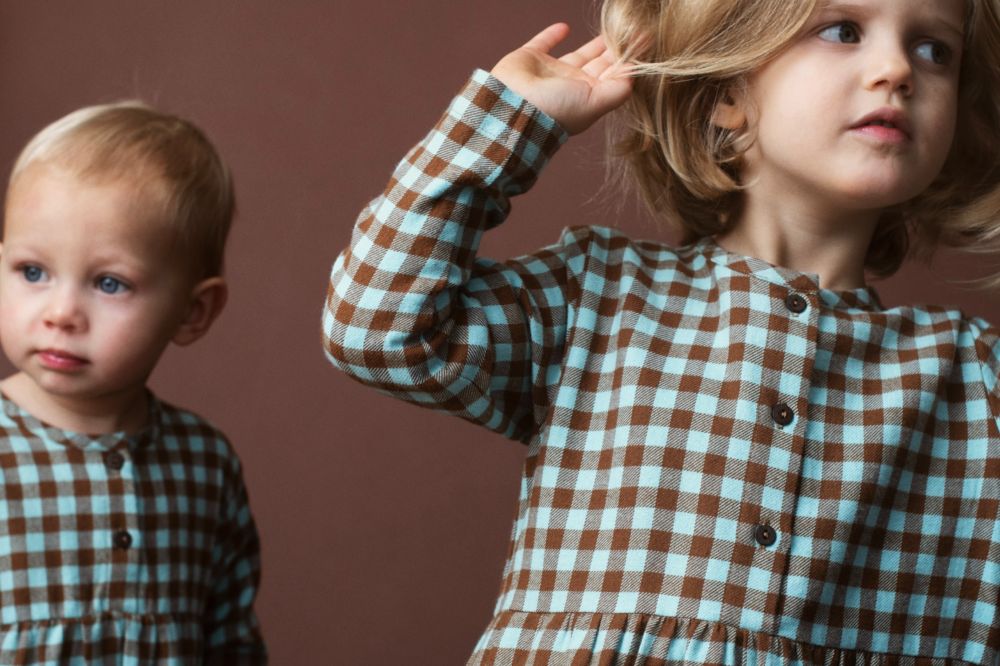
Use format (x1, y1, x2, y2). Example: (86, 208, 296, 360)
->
(785, 293, 807, 314)
(771, 403, 794, 426)
(754, 524, 777, 547)
(113, 530, 133, 550)
(105, 451, 125, 471)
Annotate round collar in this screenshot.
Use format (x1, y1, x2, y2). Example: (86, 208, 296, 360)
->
(0, 390, 160, 453)
(690, 236, 884, 311)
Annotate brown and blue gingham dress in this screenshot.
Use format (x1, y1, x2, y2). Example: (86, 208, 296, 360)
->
(324, 71, 1000, 664)
(0, 393, 266, 664)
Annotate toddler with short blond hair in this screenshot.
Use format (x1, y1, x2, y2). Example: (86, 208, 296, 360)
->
(0, 102, 266, 664)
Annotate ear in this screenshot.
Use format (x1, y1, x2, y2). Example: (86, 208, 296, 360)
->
(712, 89, 747, 130)
(172, 276, 228, 347)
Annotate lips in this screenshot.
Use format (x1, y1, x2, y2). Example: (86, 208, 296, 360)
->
(850, 108, 912, 143)
(36, 348, 89, 371)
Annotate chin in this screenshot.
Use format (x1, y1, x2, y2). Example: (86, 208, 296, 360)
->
(843, 171, 939, 206)
(837, 183, 922, 211)
(28, 371, 91, 394)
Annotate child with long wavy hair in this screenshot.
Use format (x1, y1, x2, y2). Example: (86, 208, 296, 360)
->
(325, 0, 1000, 662)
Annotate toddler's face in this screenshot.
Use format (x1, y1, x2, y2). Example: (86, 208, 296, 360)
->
(737, 0, 964, 218)
(0, 166, 196, 410)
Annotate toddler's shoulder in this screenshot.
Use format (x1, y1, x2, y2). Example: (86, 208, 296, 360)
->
(152, 398, 243, 474)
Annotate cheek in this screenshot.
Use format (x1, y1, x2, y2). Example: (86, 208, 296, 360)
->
(99, 305, 177, 355)
(0, 301, 26, 358)
(919, 107, 959, 186)
(935, 110, 958, 161)
(0, 287, 25, 333)
(927, 84, 960, 149)
(751, 87, 833, 158)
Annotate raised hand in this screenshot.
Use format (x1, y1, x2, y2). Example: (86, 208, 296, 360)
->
(490, 23, 633, 135)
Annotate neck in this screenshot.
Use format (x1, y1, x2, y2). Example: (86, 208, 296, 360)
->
(716, 193, 882, 291)
(0, 373, 149, 434)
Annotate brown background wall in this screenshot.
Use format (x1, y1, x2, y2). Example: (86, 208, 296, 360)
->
(0, 3, 996, 663)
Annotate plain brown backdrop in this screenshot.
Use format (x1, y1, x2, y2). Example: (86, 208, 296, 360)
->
(0, 2, 997, 664)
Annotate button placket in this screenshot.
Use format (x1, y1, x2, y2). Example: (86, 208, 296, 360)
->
(733, 282, 817, 633)
(769, 290, 813, 433)
(103, 442, 139, 574)
(752, 291, 812, 540)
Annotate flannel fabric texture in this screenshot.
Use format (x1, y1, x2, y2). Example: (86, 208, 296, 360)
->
(0, 392, 266, 665)
(324, 70, 1000, 664)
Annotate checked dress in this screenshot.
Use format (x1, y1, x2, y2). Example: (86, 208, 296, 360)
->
(324, 70, 1000, 664)
(0, 392, 265, 665)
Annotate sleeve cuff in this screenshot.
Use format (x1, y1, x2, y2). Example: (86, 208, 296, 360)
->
(428, 69, 569, 188)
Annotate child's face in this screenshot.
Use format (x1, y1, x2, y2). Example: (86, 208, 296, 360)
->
(0, 166, 197, 410)
(737, 0, 965, 218)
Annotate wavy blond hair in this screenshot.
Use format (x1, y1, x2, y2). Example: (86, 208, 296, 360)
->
(602, 0, 1000, 279)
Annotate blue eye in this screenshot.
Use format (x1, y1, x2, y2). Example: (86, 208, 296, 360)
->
(96, 276, 127, 294)
(914, 41, 950, 65)
(818, 22, 861, 44)
(21, 265, 45, 283)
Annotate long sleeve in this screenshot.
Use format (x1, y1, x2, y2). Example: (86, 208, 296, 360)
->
(323, 70, 574, 443)
(203, 455, 266, 665)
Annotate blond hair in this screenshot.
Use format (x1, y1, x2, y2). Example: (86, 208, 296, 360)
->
(602, 0, 1000, 279)
(7, 102, 234, 278)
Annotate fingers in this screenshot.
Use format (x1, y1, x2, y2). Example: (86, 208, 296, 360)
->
(561, 35, 607, 68)
(522, 22, 571, 54)
(599, 58, 635, 82)
(562, 34, 630, 85)
(581, 47, 617, 80)
(580, 45, 634, 88)
(526, 26, 624, 81)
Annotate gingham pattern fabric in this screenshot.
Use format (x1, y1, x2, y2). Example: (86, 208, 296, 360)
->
(0, 392, 266, 665)
(324, 70, 1000, 664)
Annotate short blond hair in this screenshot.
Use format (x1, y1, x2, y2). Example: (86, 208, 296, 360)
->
(602, 0, 1000, 279)
(7, 101, 234, 278)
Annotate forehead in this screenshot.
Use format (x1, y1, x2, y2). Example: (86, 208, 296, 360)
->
(4, 165, 174, 245)
(816, 0, 968, 27)
(8, 163, 164, 215)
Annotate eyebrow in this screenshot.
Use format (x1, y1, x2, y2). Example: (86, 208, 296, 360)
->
(817, 1, 966, 42)
(936, 19, 967, 42)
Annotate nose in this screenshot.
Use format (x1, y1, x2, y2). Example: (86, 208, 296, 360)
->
(865, 40, 913, 97)
(43, 286, 87, 333)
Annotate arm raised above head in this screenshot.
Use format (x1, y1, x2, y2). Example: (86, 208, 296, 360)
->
(323, 70, 578, 443)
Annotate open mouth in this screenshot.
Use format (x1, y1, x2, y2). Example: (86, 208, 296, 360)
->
(852, 109, 911, 140)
